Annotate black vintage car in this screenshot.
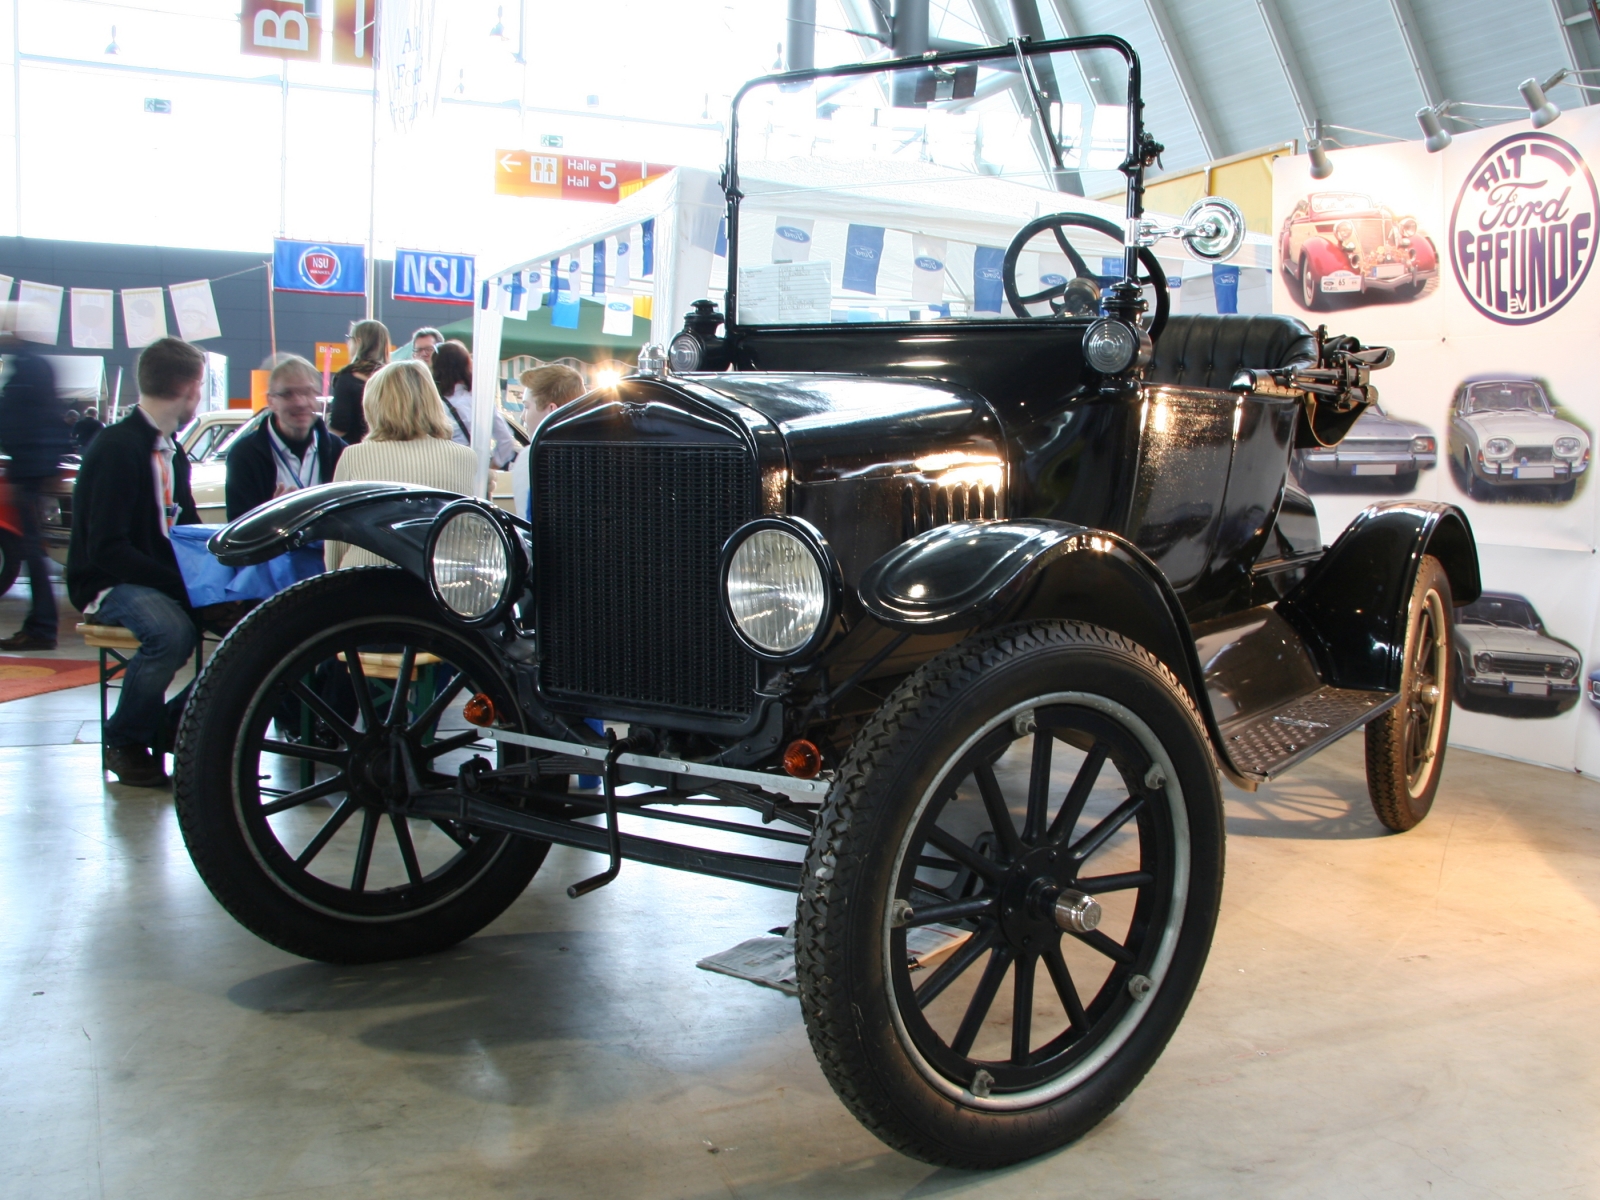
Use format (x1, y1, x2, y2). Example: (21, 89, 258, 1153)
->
(174, 37, 1480, 1170)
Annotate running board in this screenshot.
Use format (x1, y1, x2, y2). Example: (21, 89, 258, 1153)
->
(1218, 686, 1398, 780)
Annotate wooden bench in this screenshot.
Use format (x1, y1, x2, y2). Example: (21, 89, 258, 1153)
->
(78, 622, 207, 771)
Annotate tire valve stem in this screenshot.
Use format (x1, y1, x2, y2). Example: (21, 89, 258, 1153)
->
(970, 1068, 994, 1099)
(1128, 974, 1153, 1001)
(890, 899, 914, 928)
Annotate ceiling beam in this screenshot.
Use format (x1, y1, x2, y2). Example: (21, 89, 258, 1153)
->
(1140, 0, 1221, 161)
(1251, 0, 1318, 134)
(1388, 0, 1442, 109)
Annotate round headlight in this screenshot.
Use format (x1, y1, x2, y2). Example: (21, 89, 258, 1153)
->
(1555, 436, 1582, 457)
(723, 522, 833, 657)
(1334, 219, 1355, 243)
(1561, 658, 1578, 679)
(1400, 217, 1418, 238)
(668, 333, 702, 373)
(1485, 438, 1514, 457)
(1083, 318, 1138, 374)
(429, 506, 513, 621)
(1475, 652, 1495, 674)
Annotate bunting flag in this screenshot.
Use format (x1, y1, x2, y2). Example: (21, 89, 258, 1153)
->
(169, 279, 222, 341)
(973, 246, 1005, 313)
(15, 281, 64, 344)
(715, 217, 728, 258)
(70, 288, 115, 349)
(641, 219, 654, 277)
(522, 266, 544, 312)
(121, 287, 168, 347)
(603, 291, 635, 336)
(613, 231, 632, 290)
(911, 235, 947, 304)
(1037, 252, 1073, 292)
(773, 217, 815, 263)
(551, 257, 582, 329)
(842, 224, 885, 295)
(591, 240, 607, 295)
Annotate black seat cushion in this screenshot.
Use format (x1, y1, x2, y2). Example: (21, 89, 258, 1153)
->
(1146, 314, 1317, 390)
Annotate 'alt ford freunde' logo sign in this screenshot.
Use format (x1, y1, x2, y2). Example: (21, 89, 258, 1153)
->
(1450, 131, 1598, 324)
(298, 246, 342, 290)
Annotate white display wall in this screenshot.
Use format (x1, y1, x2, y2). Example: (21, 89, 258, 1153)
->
(1273, 111, 1600, 776)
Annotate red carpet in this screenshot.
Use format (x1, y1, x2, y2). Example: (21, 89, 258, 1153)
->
(0, 656, 102, 703)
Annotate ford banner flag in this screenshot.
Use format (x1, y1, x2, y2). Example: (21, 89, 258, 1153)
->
(392, 249, 475, 305)
(973, 246, 1005, 313)
(842, 224, 885, 294)
(273, 238, 367, 296)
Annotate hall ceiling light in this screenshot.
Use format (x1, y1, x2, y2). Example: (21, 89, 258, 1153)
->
(1302, 119, 1405, 179)
(489, 6, 505, 38)
(1521, 77, 1561, 128)
(104, 25, 118, 55)
(1416, 107, 1451, 152)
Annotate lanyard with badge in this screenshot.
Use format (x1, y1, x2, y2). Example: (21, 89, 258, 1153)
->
(269, 428, 317, 490)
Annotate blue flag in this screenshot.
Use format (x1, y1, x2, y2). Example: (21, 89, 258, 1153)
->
(641, 219, 654, 277)
(591, 240, 607, 295)
(552, 257, 582, 329)
(1212, 263, 1240, 314)
(715, 216, 728, 258)
(273, 238, 366, 296)
(842, 224, 885, 294)
(973, 246, 1004, 313)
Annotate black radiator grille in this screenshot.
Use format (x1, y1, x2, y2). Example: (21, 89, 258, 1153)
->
(536, 441, 760, 718)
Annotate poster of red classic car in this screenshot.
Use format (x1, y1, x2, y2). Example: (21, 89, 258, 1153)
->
(1273, 116, 1600, 768)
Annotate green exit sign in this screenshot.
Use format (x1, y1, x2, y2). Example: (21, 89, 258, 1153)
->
(144, 98, 171, 114)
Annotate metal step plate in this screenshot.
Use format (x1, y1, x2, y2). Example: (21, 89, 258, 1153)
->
(1219, 685, 1398, 781)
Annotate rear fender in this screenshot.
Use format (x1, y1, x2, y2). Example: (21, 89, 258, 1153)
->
(207, 482, 460, 578)
(858, 520, 1220, 756)
(1279, 501, 1479, 691)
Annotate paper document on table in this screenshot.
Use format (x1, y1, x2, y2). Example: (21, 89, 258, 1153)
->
(736, 261, 832, 324)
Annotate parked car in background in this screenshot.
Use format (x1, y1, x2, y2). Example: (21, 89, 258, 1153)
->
(1279, 191, 1438, 311)
(1448, 377, 1590, 501)
(1586, 666, 1600, 711)
(1293, 402, 1436, 490)
(1454, 591, 1581, 715)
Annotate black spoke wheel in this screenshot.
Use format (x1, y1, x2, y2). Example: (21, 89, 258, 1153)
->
(795, 623, 1223, 1168)
(175, 568, 551, 964)
(1000, 211, 1169, 341)
(1365, 555, 1454, 832)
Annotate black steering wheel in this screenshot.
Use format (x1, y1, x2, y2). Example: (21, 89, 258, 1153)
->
(1001, 211, 1170, 343)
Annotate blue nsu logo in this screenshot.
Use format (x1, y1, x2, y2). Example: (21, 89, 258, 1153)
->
(775, 225, 812, 243)
(914, 256, 944, 272)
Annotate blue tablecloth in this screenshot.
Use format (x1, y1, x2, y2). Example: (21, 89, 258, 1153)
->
(171, 524, 324, 607)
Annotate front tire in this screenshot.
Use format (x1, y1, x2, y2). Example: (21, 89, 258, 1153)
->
(174, 568, 550, 964)
(795, 622, 1224, 1168)
(1365, 555, 1453, 831)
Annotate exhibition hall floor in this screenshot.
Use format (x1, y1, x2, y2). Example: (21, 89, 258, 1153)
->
(3, 584, 1598, 1199)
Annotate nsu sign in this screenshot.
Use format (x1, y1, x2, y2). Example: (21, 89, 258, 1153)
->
(393, 250, 476, 306)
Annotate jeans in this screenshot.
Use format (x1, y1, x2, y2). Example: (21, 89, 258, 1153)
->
(95, 584, 196, 751)
(12, 477, 58, 639)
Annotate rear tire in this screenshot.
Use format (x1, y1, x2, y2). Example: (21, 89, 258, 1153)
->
(174, 568, 549, 964)
(795, 622, 1223, 1168)
(1365, 556, 1453, 832)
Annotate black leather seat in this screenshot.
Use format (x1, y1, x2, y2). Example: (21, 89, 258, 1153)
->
(1146, 314, 1317, 390)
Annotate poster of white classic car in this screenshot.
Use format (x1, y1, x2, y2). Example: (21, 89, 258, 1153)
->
(1278, 192, 1439, 311)
(1453, 592, 1581, 716)
(1291, 402, 1436, 491)
(1447, 377, 1591, 501)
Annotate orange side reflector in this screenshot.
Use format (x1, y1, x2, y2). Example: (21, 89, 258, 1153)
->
(782, 739, 822, 779)
(463, 693, 497, 727)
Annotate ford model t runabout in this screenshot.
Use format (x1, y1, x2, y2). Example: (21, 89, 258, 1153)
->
(176, 37, 1480, 1169)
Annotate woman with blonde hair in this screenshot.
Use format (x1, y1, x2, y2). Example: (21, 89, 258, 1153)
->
(327, 318, 390, 443)
(325, 360, 477, 569)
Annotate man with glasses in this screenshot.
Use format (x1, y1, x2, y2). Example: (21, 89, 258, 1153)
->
(409, 326, 443, 367)
(225, 354, 346, 521)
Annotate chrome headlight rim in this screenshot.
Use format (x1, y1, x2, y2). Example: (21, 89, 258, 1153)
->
(423, 498, 526, 627)
(1484, 437, 1514, 458)
(719, 516, 842, 662)
(667, 332, 703, 373)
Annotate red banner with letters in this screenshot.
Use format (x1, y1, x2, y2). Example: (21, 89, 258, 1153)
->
(493, 151, 674, 203)
(240, 0, 320, 61)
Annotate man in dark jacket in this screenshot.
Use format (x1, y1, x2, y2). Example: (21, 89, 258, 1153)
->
(67, 338, 204, 788)
(225, 354, 345, 521)
(0, 327, 73, 649)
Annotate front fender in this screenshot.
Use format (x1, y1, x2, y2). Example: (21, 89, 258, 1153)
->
(858, 520, 1211, 737)
(1279, 500, 1480, 692)
(1302, 237, 1350, 275)
(208, 481, 459, 577)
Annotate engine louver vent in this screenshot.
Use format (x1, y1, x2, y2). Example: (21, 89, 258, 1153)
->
(901, 480, 999, 539)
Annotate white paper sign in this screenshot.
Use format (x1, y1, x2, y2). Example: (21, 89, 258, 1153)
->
(169, 279, 221, 341)
(121, 287, 168, 348)
(736, 261, 832, 324)
(912, 235, 948, 304)
(15, 281, 64, 344)
(602, 291, 635, 336)
(70, 287, 114, 349)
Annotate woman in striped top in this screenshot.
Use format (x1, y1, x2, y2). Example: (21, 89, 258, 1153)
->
(325, 360, 478, 570)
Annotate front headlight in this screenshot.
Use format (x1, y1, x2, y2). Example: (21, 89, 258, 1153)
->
(1083, 318, 1139, 374)
(1484, 438, 1514, 457)
(1560, 658, 1579, 679)
(1555, 436, 1583, 457)
(1410, 435, 1435, 454)
(1474, 652, 1495, 674)
(722, 519, 836, 658)
(668, 333, 702, 372)
(426, 503, 518, 623)
(1334, 220, 1355, 244)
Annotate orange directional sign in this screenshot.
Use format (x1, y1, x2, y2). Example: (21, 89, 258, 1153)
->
(494, 151, 673, 203)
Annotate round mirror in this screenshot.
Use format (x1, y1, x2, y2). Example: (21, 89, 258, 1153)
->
(1181, 197, 1246, 263)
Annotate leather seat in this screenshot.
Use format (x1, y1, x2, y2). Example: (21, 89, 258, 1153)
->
(1146, 314, 1317, 390)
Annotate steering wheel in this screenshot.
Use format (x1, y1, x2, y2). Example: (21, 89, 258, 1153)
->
(1001, 212, 1170, 343)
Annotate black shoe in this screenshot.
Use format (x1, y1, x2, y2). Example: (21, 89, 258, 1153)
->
(105, 745, 169, 788)
(0, 631, 56, 651)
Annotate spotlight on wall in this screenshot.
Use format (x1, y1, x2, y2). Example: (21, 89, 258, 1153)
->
(1417, 106, 1452, 152)
(1521, 77, 1561, 128)
(105, 25, 119, 55)
(1308, 140, 1333, 180)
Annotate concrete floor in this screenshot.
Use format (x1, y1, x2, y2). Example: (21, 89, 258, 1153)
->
(3, 579, 1599, 1199)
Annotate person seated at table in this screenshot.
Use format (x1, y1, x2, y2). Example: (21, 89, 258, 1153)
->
(325, 361, 477, 571)
(225, 354, 346, 521)
(431, 340, 518, 471)
(66, 337, 204, 789)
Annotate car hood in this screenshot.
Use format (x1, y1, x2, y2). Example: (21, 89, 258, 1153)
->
(1346, 409, 1428, 441)
(1456, 624, 1576, 656)
(1458, 410, 1582, 444)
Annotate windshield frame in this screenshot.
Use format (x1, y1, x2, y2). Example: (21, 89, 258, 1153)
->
(724, 35, 1144, 330)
